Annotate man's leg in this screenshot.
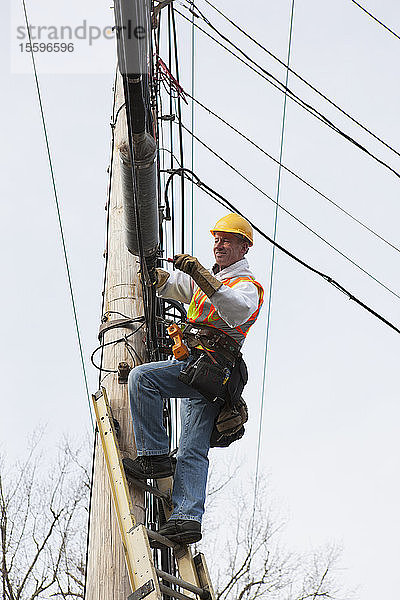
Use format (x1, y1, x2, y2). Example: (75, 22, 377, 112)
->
(171, 396, 220, 523)
(156, 395, 220, 544)
(127, 356, 220, 542)
(128, 359, 174, 457)
(124, 359, 175, 479)
(128, 356, 216, 454)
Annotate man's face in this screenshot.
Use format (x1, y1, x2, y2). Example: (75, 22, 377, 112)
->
(213, 232, 248, 269)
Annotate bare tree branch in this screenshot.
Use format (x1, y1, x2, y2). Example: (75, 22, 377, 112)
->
(200, 470, 347, 600)
(0, 435, 90, 600)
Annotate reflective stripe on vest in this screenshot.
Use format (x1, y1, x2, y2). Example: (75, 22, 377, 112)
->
(187, 276, 264, 346)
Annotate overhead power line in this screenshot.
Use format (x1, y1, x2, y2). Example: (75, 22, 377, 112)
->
(252, 0, 296, 536)
(175, 8, 400, 180)
(163, 168, 400, 336)
(177, 122, 400, 301)
(21, 0, 93, 429)
(349, 0, 400, 41)
(189, 0, 400, 159)
(171, 4, 186, 254)
(184, 91, 400, 256)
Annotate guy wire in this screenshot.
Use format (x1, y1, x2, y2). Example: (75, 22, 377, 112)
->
(252, 0, 296, 529)
(21, 0, 93, 429)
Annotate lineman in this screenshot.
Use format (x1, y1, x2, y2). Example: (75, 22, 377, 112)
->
(124, 213, 264, 545)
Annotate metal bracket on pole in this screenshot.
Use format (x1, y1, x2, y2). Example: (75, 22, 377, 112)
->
(153, 0, 174, 18)
(128, 580, 155, 600)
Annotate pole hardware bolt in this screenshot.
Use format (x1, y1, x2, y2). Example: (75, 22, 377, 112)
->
(118, 361, 131, 384)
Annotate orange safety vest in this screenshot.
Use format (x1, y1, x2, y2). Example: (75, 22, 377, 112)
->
(187, 276, 264, 346)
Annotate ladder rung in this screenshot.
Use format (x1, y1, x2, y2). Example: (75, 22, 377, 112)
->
(159, 583, 203, 600)
(146, 528, 178, 549)
(125, 476, 171, 503)
(156, 569, 210, 600)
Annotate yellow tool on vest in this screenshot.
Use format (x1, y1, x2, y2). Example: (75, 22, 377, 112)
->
(167, 323, 189, 360)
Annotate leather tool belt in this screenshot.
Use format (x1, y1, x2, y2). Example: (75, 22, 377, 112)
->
(178, 323, 249, 446)
(182, 322, 241, 363)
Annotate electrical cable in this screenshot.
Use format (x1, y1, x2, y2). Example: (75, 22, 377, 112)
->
(175, 9, 339, 130)
(184, 92, 400, 255)
(118, 3, 156, 359)
(252, 0, 295, 529)
(164, 168, 400, 335)
(158, 147, 183, 167)
(171, 5, 186, 253)
(349, 0, 400, 41)
(188, 0, 400, 159)
(90, 322, 146, 372)
(159, 146, 182, 220)
(21, 0, 94, 430)
(190, 0, 196, 255)
(175, 8, 400, 180)
(176, 124, 400, 301)
(153, 17, 176, 570)
(102, 309, 138, 320)
(168, 5, 176, 259)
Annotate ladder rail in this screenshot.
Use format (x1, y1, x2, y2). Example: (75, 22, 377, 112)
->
(92, 388, 161, 598)
(93, 387, 216, 600)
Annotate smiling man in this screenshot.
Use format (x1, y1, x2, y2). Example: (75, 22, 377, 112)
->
(123, 213, 264, 545)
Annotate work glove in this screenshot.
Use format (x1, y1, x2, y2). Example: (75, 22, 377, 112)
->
(174, 254, 222, 298)
(138, 268, 169, 289)
(155, 268, 170, 289)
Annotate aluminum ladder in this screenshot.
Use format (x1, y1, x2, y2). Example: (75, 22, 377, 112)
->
(92, 387, 216, 600)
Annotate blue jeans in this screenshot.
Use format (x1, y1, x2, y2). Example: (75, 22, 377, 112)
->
(128, 357, 221, 523)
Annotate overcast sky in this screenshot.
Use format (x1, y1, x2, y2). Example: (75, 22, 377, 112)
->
(1, 0, 399, 598)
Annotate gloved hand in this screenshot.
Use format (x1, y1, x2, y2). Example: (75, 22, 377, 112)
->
(174, 254, 222, 298)
(155, 268, 170, 289)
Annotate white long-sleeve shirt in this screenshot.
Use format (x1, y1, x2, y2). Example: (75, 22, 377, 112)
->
(158, 258, 260, 329)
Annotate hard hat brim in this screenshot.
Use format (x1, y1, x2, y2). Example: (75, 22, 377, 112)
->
(210, 229, 253, 246)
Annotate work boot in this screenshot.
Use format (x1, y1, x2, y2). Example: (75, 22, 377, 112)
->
(122, 455, 174, 480)
(157, 519, 202, 545)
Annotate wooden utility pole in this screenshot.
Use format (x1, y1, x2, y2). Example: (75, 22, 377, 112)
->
(85, 75, 146, 600)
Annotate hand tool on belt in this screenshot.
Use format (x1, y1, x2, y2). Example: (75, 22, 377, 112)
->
(182, 322, 241, 364)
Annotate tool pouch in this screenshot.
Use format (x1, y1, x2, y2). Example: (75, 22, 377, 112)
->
(178, 352, 231, 402)
(210, 356, 249, 448)
(210, 397, 248, 448)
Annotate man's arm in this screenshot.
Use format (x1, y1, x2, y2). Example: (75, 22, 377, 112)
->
(173, 254, 260, 327)
(210, 281, 260, 328)
(173, 254, 222, 298)
(156, 269, 194, 304)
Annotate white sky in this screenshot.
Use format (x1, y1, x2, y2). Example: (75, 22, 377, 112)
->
(1, 0, 399, 598)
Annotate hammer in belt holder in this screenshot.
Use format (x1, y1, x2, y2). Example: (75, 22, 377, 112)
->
(178, 351, 231, 402)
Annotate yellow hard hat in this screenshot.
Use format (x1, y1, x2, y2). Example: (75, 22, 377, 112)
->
(210, 213, 253, 246)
